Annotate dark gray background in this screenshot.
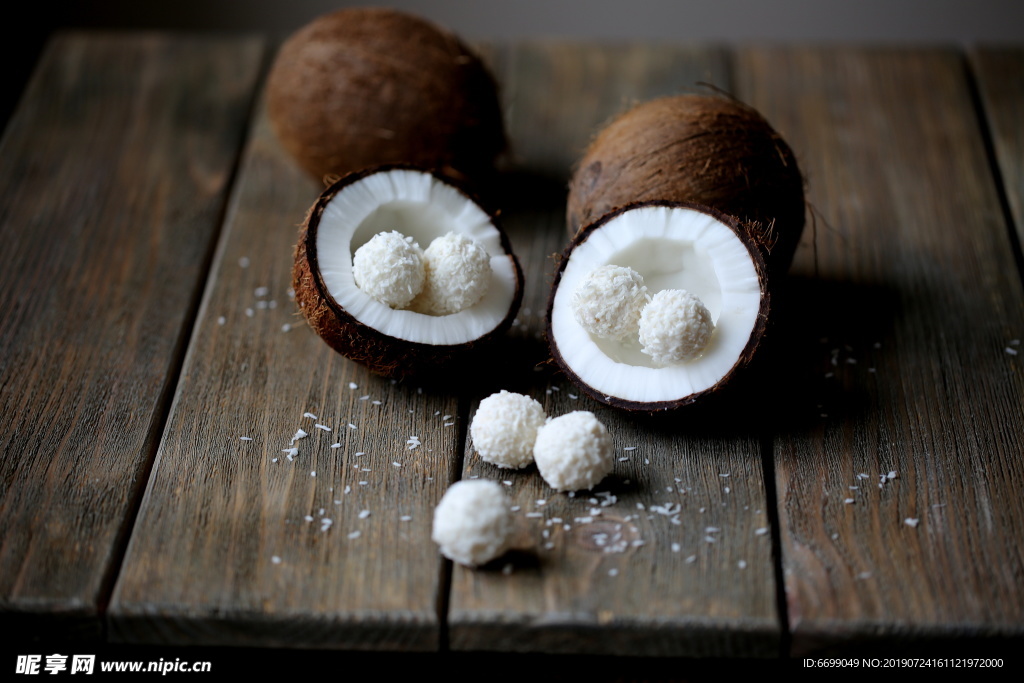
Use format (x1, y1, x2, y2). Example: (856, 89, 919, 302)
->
(46, 0, 1024, 42)
(5, 1, 1023, 129)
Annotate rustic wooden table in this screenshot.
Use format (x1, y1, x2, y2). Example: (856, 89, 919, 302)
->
(1, 32, 1022, 668)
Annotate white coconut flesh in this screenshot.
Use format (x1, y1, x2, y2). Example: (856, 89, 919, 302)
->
(315, 169, 518, 345)
(551, 205, 762, 403)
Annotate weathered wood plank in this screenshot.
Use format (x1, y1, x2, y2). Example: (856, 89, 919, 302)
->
(107, 66, 465, 648)
(446, 43, 782, 658)
(736, 47, 1024, 654)
(970, 47, 1024, 253)
(0, 32, 264, 641)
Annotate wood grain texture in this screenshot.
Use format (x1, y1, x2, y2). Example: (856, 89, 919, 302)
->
(736, 47, 1024, 655)
(446, 43, 782, 658)
(970, 47, 1024, 249)
(107, 78, 465, 649)
(0, 32, 263, 641)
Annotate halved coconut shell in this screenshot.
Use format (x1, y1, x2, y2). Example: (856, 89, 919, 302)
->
(547, 201, 769, 412)
(294, 166, 523, 379)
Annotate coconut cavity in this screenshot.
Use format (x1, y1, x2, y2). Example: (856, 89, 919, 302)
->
(294, 167, 523, 378)
(548, 203, 767, 409)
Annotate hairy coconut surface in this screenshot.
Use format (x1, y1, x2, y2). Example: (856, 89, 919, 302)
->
(267, 8, 506, 184)
(547, 202, 769, 413)
(293, 166, 523, 380)
(567, 94, 805, 275)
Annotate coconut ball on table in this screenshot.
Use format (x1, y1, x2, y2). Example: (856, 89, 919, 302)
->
(533, 411, 613, 492)
(432, 479, 514, 567)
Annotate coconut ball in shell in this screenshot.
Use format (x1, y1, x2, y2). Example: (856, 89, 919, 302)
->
(267, 8, 506, 183)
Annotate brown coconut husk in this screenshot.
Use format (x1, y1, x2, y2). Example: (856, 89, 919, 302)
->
(567, 94, 805, 276)
(267, 8, 506, 186)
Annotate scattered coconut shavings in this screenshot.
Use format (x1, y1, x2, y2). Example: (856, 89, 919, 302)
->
(358, 510, 371, 519)
(303, 412, 318, 419)
(407, 435, 421, 449)
(348, 530, 361, 539)
(310, 471, 316, 477)
(905, 518, 920, 527)
(238, 256, 250, 268)
(755, 527, 769, 536)
(290, 429, 308, 444)
(354, 452, 365, 457)
(685, 555, 697, 564)
(320, 518, 332, 532)
(255, 286, 269, 297)
(240, 436, 253, 441)
(844, 498, 855, 504)
(271, 555, 282, 564)
(281, 323, 292, 333)
(245, 308, 255, 317)
(304, 515, 314, 522)
(331, 443, 341, 449)
(623, 446, 636, 451)
(348, 423, 357, 430)
(349, 382, 358, 390)
(857, 571, 872, 580)
(738, 560, 747, 569)
(400, 515, 412, 522)
(671, 543, 681, 552)
(393, 462, 401, 467)
(1007, 347, 1019, 356)
(608, 568, 619, 577)
(218, 316, 226, 325)
(315, 424, 332, 431)
(282, 448, 298, 460)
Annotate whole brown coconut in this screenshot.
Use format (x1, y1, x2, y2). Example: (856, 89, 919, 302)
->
(567, 94, 805, 275)
(267, 8, 506, 184)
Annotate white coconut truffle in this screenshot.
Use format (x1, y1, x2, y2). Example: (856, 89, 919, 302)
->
(431, 480, 513, 567)
(470, 390, 547, 469)
(571, 264, 649, 341)
(534, 411, 613, 492)
(409, 231, 492, 315)
(352, 230, 425, 308)
(638, 289, 714, 364)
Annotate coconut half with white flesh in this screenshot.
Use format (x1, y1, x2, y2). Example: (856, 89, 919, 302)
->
(547, 201, 769, 412)
(294, 167, 523, 378)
